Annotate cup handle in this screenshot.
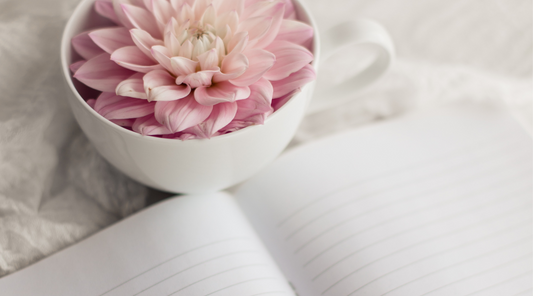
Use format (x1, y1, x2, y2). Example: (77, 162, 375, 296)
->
(307, 19, 395, 114)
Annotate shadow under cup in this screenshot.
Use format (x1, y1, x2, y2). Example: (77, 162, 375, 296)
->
(60, 0, 320, 194)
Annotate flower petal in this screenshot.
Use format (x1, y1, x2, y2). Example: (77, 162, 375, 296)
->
(150, 45, 173, 72)
(121, 3, 162, 39)
(282, 0, 296, 19)
(116, 73, 148, 99)
(275, 19, 314, 48)
(170, 56, 199, 76)
(241, 0, 284, 49)
(222, 24, 233, 45)
(243, 0, 259, 6)
(234, 77, 273, 120)
(229, 48, 275, 86)
(150, 0, 173, 27)
(178, 40, 194, 60)
(200, 4, 217, 26)
(197, 49, 219, 71)
(271, 64, 316, 98)
(242, 0, 274, 19)
(227, 31, 248, 54)
(143, 69, 175, 86)
(213, 36, 225, 60)
(95, 93, 155, 120)
(110, 118, 135, 127)
(218, 119, 254, 133)
(193, 0, 210, 20)
(149, 84, 191, 101)
(95, 0, 120, 23)
(87, 98, 97, 109)
(215, 10, 239, 35)
(155, 95, 213, 132)
(112, 0, 135, 29)
(74, 53, 135, 92)
(176, 3, 194, 24)
(191, 36, 209, 59)
(69, 60, 86, 73)
(111, 46, 163, 73)
(251, 2, 284, 49)
(72, 31, 105, 60)
(198, 102, 238, 137)
(132, 114, 173, 135)
(179, 70, 218, 89)
(272, 88, 299, 111)
(170, 0, 195, 12)
(164, 21, 182, 56)
(94, 92, 122, 112)
(263, 40, 313, 81)
(216, 0, 244, 16)
(130, 29, 163, 61)
(143, 69, 177, 99)
(236, 113, 268, 125)
(89, 27, 134, 54)
(175, 125, 209, 139)
(100, 99, 154, 120)
(194, 81, 250, 106)
(237, 16, 271, 46)
(213, 51, 248, 83)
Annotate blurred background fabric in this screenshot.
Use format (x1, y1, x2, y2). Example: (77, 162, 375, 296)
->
(0, 0, 531, 276)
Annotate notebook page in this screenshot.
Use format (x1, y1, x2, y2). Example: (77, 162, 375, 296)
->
(0, 193, 294, 296)
(236, 104, 532, 296)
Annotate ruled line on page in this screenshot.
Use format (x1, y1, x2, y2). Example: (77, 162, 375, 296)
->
(380, 243, 532, 295)
(355, 251, 531, 296)
(283, 140, 527, 241)
(293, 164, 531, 254)
(132, 250, 261, 296)
(304, 179, 530, 269)
(167, 264, 269, 296)
(296, 181, 523, 258)
(463, 271, 532, 296)
(275, 130, 519, 228)
(99, 237, 250, 296)
(319, 216, 531, 295)
(418, 254, 532, 296)
(321, 224, 532, 295)
(309, 187, 531, 279)
(203, 278, 279, 296)
(302, 169, 531, 266)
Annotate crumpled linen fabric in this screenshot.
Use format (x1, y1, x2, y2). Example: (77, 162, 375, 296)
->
(0, 0, 531, 277)
(0, 0, 147, 277)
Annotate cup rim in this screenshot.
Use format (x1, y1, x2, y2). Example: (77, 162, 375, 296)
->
(60, 0, 320, 144)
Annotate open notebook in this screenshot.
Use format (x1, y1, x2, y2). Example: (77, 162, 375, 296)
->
(0, 104, 531, 296)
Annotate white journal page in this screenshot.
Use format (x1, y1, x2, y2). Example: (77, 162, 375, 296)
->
(0, 193, 294, 296)
(236, 104, 532, 296)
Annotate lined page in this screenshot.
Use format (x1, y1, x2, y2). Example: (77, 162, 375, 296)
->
(236, 104, 532, 296)
(0, 193, 294, 296)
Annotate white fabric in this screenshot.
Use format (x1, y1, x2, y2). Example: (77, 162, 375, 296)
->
(0, 0, 530, 277)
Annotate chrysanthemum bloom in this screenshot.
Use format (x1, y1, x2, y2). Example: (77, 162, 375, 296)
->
(71, 0, 316, 139)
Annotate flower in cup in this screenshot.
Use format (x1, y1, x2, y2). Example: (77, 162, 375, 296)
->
(71, 0, 315, 139)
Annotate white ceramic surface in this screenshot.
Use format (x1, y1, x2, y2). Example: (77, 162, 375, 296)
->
(60, 0, 394, 194)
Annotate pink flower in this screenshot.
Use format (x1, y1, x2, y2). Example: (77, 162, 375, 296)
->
(71, 0, 316, 139)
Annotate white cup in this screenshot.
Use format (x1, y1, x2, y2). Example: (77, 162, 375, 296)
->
(60, 0, 394, 194)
